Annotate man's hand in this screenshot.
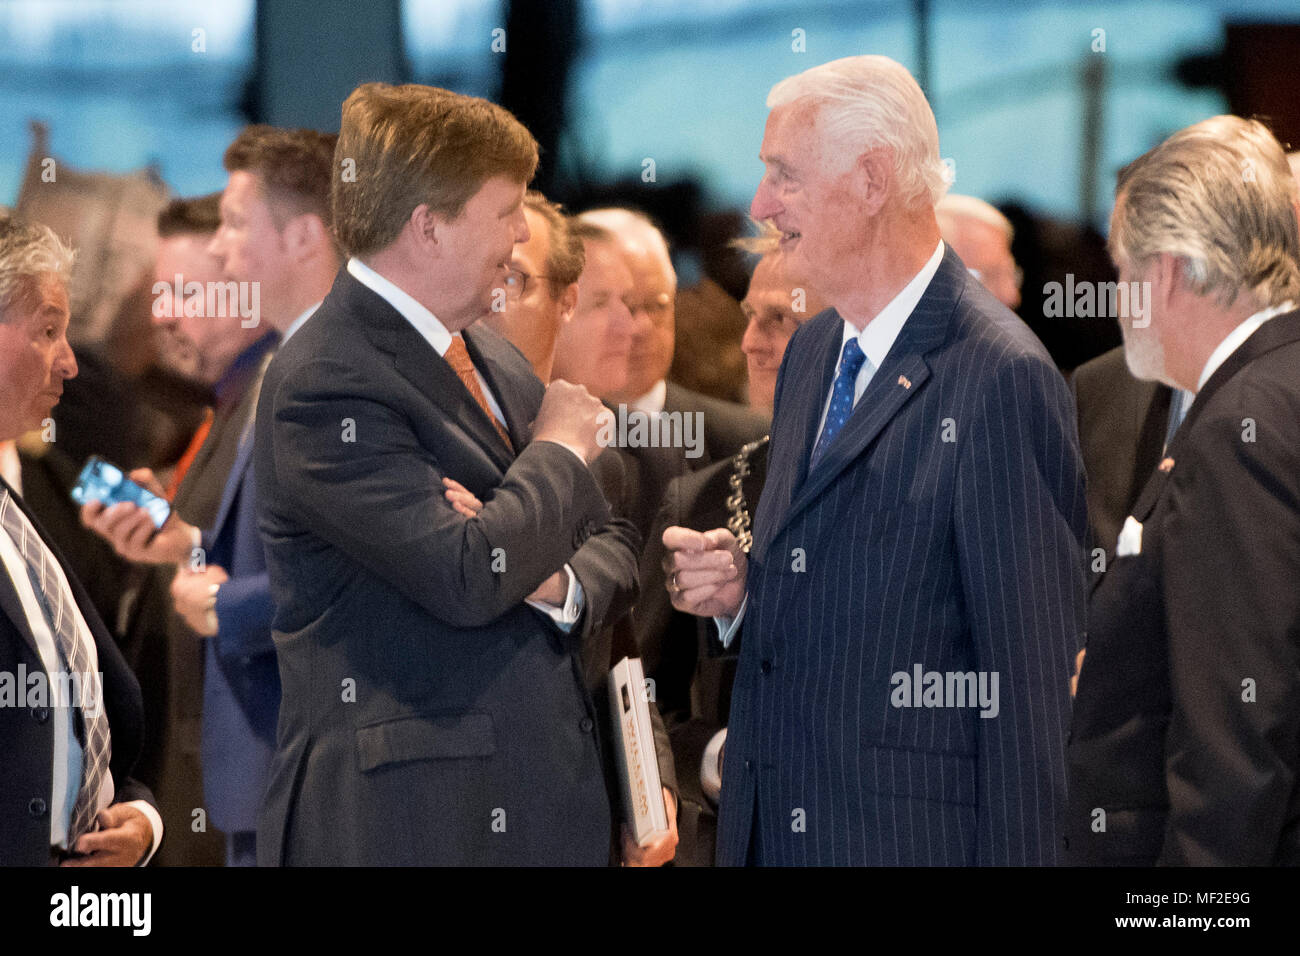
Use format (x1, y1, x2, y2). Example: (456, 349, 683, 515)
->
(442, 477, 483, 518)
(444, 478, 566, 604)
(80, 468, 195, 565)
(621, 788, 679, 867)
(662, 526, 746, 619)
(532, 378, 608, 464)
(170, 564, 229, 636)
(61, 803, 153, 867)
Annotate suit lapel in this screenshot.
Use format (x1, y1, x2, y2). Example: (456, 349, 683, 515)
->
(1100, 309, 1300, 593)
(0, 477, 112, 662)
(751, 313, 839, 564)
(755, 251, 960, 555)
(209, 355, 273, 539)
(0, 493, 39, 661)
(343, 270, 515, 472)
(465, 326, 532, 450)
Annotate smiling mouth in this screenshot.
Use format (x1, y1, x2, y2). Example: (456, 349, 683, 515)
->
(779, 229, 801, 246)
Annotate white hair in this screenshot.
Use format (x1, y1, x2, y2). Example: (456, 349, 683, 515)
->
(935, 194, 1013, 242)
(576, 207, 676, 290)
(1111, 115, 1300, 310)
(0, 215, 75, 321)
(766, 55, 950, 208)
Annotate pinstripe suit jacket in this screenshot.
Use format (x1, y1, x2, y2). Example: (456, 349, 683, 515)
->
(717, 248, 1088, 866)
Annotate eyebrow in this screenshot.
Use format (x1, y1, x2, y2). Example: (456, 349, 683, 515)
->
(761, 154, 792, 173)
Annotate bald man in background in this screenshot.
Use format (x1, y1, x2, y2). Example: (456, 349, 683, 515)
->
(935, 194, 1023, 311)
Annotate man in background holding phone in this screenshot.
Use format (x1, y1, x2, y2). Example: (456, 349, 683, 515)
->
(79, 127, 339, 867)
(0, 213, 163, 866)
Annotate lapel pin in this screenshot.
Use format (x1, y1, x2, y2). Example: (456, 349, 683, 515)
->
(1158, 456, 1175, 473)
(897, 375, 912, 389)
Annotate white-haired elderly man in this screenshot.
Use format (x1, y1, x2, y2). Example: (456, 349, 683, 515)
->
(936, 194, 1023, 310)
(1068, 115, 1300, 866)
(0, 214, 162, 866)
(663, 55, 1087, 866)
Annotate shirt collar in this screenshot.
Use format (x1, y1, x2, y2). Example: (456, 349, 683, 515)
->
(630, 380, 667, 415)
(283, 301, 322, 343)
(214, 330, 279, 407)
(1196, 299, 1296, 392)
(838, 240, 945, 370)
(347, 256, 453, 357)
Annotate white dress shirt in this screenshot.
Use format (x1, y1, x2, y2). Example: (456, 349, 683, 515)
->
(715, 241, 946, 648)
(629, 380, 668, 416)
(283, 301, 321, 343)
(346, 257, 584, 627)
(0, 504, 163, 862)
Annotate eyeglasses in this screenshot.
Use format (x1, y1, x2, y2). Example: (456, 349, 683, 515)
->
(497, 268, 558, 301)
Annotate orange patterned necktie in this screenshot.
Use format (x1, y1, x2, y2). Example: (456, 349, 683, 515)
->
(444, 334, 512, 450)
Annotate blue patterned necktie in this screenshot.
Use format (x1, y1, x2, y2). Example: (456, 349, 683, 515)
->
(809, 337, 868, 469)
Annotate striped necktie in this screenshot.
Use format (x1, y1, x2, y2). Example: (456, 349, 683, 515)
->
(0, 488, 110, 845)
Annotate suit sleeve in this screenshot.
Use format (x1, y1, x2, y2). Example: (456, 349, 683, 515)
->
(1157, 393, 1300, 865)
(954, 355, 1088, 865)
(267, 362, 610, 630)
(568, 450, 641, 643)
(212, 570, 275, 661)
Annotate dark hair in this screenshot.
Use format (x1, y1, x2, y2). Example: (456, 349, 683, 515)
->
(224, 124, 337, 228)
(524, 191, 584, 292)
(157, 192, 222, 238)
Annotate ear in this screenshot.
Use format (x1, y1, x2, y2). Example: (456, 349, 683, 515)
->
(558, 281, 579, 323)
(408, 204, 446, 259)
(855, 148, 893, 215)
(282, 214, 330, 262)
(1154, 252, 1182, 308)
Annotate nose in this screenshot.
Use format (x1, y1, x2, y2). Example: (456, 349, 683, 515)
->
(514, 209, 530, 244)
(152, 292, 177, 327)
(57, 337, 78, 381)
(750, 178, 780, 221)
(740, 316, 764, 357)
(205, 228, 225, 260)
(628, 304, 653, 343)
(612, 299, 636, 342)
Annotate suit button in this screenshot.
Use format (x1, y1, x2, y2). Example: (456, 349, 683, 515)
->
(760, 660, 772, 675)
(744, 759, 753, 772)
(1062, 836, 1070, 850)
(28, 798, 47, 818)
(30, 707, 49, 723)
(579, 717, 594, 733)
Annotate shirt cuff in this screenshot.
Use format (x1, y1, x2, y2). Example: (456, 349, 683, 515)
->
(526, 564, 584, 632)
(123, 799, 164, 866)
(714, 595, 747, 649)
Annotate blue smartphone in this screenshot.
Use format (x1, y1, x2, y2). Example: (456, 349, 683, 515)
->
(70, 456, 171, 529)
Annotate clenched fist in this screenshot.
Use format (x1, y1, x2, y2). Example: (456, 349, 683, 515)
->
(532, 378, 608, 464)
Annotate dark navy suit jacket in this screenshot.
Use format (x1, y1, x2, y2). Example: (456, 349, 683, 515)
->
(717, 248, 1088, 866)
(199, 400, 280, 836)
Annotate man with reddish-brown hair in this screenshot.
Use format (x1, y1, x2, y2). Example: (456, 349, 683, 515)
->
(254, 83, 643, 866)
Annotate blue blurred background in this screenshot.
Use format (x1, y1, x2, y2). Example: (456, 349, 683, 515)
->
(2, 0, 1298, 372)
(3, 0, 1297, 225)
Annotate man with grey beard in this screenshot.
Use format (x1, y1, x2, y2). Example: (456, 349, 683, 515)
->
(1068, 115, 1300, 865)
